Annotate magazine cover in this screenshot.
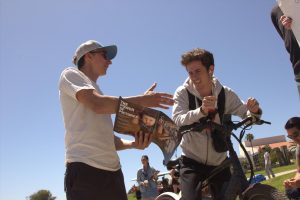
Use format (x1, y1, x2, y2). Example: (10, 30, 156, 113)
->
(113, 97, 181, 164)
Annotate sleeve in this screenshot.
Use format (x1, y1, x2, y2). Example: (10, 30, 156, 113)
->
(172, 86, 207, 126)
(224, 87, 262, 119)
(59, 68, 95, 100)
(137, 169, 142, 185)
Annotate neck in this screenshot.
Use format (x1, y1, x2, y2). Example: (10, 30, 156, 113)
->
(197, 82, 213, 97)
(80, 66, 98, 82)
(143, 164, 149, 169)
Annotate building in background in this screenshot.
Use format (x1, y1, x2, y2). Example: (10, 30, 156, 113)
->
(239, 135, 294, 167)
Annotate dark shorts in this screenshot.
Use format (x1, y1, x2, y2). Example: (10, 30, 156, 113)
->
(64, 162, 127, 200)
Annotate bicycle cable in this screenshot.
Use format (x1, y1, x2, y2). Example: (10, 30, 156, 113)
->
(231, 125, 255, 185)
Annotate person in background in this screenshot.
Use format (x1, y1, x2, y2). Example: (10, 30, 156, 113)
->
(59, 40, 174, 200)
(137, 155, 160, 200)
(284, 117, 300, 200)
(271, 4, 300, 95)
(262, 147, 275, 179)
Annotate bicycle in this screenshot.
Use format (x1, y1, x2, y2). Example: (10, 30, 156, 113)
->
(155, 115, 289, 200)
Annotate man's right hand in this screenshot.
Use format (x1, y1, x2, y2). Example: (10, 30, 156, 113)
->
(201, 96, 217, 115)
(142, 82, 174, 109)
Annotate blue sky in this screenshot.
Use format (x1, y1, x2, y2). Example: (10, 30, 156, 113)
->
(0, 0, 299, 199)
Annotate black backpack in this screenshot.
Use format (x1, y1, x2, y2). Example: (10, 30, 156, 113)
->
(186, 87, 228, 152)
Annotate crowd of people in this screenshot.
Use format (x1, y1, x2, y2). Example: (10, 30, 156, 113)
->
(58, 2, 299, 200)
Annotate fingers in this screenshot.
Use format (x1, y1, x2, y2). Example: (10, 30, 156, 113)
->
(146, 83, 157, 92)
(134, 131, 152, 149)
(152, 93, 174, 109)
(159, 95, 175, 105)
(247, 97, 259, 107)
(143, 132, 152, 148)
(157, 105, 170, 109)
(138, 131, 144, 147)
(247, 97, 259, 113)
(202, 96, 216, 112)
(280, 15, 292, 29)
(142, 88, 174, 109)
(156, 92, 174, 99)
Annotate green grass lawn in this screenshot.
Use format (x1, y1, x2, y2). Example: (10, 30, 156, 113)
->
(245, 163, 296, 178)
(127, 193, 136, 200)
(261, 172, 295, 193)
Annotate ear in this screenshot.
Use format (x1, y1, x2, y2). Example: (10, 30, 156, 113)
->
(208, 65, 214, 75)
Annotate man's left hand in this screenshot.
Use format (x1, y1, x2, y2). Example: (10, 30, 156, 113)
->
(132, 131, 152, 149)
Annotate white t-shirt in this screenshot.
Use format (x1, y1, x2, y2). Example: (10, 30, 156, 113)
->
(264, 152, 271, 166)
(59, 67, 120, 171)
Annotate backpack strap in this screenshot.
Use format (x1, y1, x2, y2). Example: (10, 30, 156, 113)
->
(186, 89, 201, 110)
(217, 87, 225, 124)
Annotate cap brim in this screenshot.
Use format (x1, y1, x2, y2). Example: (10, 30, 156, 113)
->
(100, 45, 117, 60)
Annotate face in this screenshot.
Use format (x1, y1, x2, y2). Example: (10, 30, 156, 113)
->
(142, 115, 156, 126)
(287, 127, 300, 145)
(141, 158, 148, 166)
(185, 61, 213, 91)
(89, 50, 112, 76)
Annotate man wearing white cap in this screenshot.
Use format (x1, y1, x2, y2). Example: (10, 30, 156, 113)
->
(59, 40, 174, 200)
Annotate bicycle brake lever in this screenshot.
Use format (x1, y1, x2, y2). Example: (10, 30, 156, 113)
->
(255, 119, 271, 125)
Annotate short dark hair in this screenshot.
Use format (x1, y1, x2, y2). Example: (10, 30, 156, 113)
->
(181, 48, 214, 70)
(141, 155, 149, 160)
(76, 56, 85, 70)
(285, 117, 300, 130)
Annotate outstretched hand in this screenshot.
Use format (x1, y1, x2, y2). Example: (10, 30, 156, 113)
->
(144, 82, 158, 95)
(142, 82, 174, 109)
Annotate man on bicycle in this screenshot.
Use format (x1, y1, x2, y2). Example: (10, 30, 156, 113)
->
(172, 48, 262, 200)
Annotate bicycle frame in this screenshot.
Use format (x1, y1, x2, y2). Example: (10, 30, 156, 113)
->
(179, 115, 270, 200)
(157, 116, 290, 200)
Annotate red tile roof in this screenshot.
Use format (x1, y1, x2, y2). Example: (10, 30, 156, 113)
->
(258, 141, 294, 149)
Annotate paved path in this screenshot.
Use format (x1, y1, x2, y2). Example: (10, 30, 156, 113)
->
(265, 169, 297, 180)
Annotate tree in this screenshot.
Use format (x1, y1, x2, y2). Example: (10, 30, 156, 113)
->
(246, 133, 255, 156)
(28, 190, 56, 200)
(245, 133, 255, 167)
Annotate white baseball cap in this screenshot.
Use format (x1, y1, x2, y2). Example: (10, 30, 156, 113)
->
(73, 40, 117, 66)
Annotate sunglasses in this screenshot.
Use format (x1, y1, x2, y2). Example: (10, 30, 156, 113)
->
(90, 50, 108, 60)
(287, 131, 300, 140)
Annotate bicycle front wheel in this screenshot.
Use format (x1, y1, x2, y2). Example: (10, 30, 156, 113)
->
(243, 183, 288, 200)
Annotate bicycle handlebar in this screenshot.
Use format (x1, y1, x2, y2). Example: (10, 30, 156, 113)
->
(179, 115, 271, 135)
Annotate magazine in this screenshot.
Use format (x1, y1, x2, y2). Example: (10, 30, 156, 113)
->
(113, 97, 182, 164)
